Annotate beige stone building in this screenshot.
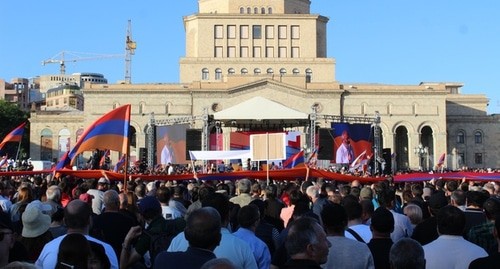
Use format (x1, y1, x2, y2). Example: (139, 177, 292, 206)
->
(28, 0, 499, 170)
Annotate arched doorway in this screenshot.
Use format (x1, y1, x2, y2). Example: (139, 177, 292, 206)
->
(40, 129, 53, 161)
(420, 126, 434, 170)
(395, 126, 409, 171)
(58, 129, 71, 159)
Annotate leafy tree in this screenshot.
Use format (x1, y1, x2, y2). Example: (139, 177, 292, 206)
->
(0, 100, 29, 158)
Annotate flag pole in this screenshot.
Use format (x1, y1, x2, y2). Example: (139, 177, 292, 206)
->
(123, 105, 131, 192)
(14, 140, 22, 167)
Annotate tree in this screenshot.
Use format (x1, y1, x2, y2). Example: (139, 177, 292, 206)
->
(0, 100, 29, 158)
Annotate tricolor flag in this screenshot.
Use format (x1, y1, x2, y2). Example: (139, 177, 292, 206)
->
(350, 150, 367, 170)
(283, 150, 305, 169)
(0, 122, 27, 150)
(437, 153, 446, 167)
(99, 149, 110, 167)
(114, 154, 126, 172)
(307, 147, 318, 167)
(56, 104, 131, 169)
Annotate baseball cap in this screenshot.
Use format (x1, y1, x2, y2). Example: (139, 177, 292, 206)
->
(98, 177, 110, 184)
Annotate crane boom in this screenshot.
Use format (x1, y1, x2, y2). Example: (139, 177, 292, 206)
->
(125, 20, 137, 84)
(41, 51, 124, 75)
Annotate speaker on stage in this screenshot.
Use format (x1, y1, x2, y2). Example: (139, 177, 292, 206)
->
(382, 148, 392, 175)
(318, 128, 333, 160)
(186, 129, 202, 160)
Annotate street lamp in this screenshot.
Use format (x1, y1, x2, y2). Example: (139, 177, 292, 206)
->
(414, 143, 428, 171)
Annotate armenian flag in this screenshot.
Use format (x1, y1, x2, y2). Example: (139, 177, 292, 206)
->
(0, 122, 27, 150)
(114, 154, 126, 172)
(56, 105, 131, 169)
(283, 150, 305, 168)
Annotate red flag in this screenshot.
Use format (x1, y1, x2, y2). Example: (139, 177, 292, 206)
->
(56, 105, 131, 168)
(0, 122, 27, 150)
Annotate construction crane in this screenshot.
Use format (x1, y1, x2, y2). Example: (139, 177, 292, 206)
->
(125, 19, 137, 84)
(41, 51, 125, 75)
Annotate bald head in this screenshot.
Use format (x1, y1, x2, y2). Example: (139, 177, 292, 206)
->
(64, 199, 91, 230)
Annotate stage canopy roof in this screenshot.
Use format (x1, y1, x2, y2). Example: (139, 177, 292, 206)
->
(214, 96, 309, 126)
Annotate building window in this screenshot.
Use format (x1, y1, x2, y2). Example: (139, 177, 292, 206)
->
(278, 46, 287, 58)
(265, 25, 274, 39)
(247, 7, 251, 14)
(215, 68, 222, 80)
(457, 131, 465, 144)
(474, 153, 483, 164)
(292, 68, 300, 75)
(291, 47, 300, 58)
(228, 46, 236, 57)
(291, 25, 300, 39)
(227, 25, 236, 39)
(266, 46, 274, 57)
(266, 68, 274, 74)
(253, 46, 261, 58)
(261, 7, 266, 14)
(240, 7, 244, 14)
(241, 68, 248, 74)
(215, 46, 223, 57)
(240, 46, 249, 57)
(214, 25, 223, 39)
(280, 68, 287, 76)
(228, 68, 235, 75)
(202, 68, 209, 80)
(240, 25, 249, 39)
(254, 7, 258, 14)
(474, 131, 482, 144)
(305, 68, 312, 82)
(278, 25, 287, 39)
(139, 102, 145, 114)
(253, 25, 262, 39)
(254, 68, 261, 74)
(268, 7, 272, 14)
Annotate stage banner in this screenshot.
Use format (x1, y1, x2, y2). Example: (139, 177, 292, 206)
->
(332, 123, 373, 164)
(230, 131, 301, 159)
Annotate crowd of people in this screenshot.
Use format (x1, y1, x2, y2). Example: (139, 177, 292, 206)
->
(0, 169, 499, 269)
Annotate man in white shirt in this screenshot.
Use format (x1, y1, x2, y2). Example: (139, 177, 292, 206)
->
(160, 133, 174, 165)
(168, 193, 257, 269)
(336, 130, 354, 164)
(36, 199, 118, 269)
(423, 205, 487, 269)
